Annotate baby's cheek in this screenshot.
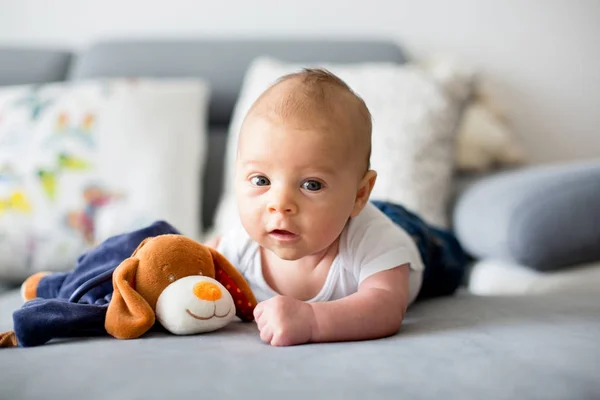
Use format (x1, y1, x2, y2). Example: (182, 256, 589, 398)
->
(238, 202, 262, 234)
(313, 212, 348, 242)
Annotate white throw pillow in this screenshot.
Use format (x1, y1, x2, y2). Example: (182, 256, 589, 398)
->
(212, 57, 470, 236)
(0, 78, 210, 282)
(468, 258, 600, 296)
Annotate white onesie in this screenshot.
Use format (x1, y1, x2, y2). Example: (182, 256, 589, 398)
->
(217, 202, 424, 305)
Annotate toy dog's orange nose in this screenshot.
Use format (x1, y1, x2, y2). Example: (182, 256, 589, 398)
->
(193, 281, 222, 301)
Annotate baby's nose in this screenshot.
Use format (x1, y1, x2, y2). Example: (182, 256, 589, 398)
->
(193, 281, 222, 301)
(268, 202, 297, 214)
(267, 190, 298, 214)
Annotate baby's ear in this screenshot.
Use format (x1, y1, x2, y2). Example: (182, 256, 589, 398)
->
(352, 170, 377, 217)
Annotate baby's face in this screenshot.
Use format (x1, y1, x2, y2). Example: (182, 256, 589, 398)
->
(234, 114, 364, 261)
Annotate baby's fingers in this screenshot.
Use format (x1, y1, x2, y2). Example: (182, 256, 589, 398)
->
(253, 301, 264, 321)
(259, 324, 273, 344)
(256, 313, 268, 330)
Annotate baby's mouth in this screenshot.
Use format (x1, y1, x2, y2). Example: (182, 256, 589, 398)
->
(269, 229, 299, 241)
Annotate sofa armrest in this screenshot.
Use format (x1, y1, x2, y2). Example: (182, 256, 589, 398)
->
(452, 160, 600, 271)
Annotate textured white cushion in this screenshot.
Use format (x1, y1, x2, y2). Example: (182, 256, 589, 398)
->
(0, 78, 210, 281)
(468, 258, 600, 296)
(212, 57, 469, 235)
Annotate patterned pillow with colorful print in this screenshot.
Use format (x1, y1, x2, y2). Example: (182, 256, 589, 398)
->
(0, 78, 210, 283)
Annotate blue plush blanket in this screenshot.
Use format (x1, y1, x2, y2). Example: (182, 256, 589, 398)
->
(13, 221, 180, 347)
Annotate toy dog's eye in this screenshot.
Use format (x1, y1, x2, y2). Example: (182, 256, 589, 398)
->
(168, 274, 175, 282)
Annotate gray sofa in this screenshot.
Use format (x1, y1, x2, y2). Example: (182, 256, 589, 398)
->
(1, 39, 599, 400)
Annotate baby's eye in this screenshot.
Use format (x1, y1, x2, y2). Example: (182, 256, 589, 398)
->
(302, 180, 323, 192)
(251, 176, 270, 187)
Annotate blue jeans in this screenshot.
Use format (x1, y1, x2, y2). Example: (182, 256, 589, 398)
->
(371, 201, 469, 300)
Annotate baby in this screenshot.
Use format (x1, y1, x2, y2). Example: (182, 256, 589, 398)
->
(209, 68, 425, 346)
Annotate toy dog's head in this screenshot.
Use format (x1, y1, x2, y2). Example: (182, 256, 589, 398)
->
(105, 234, 257, 339)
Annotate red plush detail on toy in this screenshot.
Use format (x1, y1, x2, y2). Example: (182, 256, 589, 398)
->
(216, 268, 256, 322)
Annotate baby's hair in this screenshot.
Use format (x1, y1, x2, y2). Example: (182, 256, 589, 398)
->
(269, 68, 373, 171)
(276, 68, 356, 97)
(275, 68, 371, 124)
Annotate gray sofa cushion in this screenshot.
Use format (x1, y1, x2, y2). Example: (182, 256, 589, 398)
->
(0, 47, 72, 86)
(1, 288, 599, 400)
(68, 39, 406, 126)
(453, 160, 600, 271)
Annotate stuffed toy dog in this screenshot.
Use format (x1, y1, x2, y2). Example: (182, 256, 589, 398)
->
(0, 221, 257, 348)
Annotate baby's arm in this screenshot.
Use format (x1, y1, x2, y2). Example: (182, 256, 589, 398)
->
(253, 264, 411, 346)
(310, 264, 410, 343)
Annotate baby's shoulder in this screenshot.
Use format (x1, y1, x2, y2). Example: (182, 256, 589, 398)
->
(339, 202, 424, 280)
(340, 203, 415, 264)
(344, 202, 411, 244)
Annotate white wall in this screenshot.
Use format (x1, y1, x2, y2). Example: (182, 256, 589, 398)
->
(1, 0, 599, 165)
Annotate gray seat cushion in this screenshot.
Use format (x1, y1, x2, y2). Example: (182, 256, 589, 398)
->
(453, 160, 600, 271)
(68, 39, 406, 126)
(1, 289, 598, 400)
(0, 47, 72, 86)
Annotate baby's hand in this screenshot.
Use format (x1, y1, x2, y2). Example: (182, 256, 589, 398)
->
(253, 296, 317, 347)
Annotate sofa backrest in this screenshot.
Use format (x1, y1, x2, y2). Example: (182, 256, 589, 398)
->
(69, 39, 407, 126)
(0, 47, 72, 86)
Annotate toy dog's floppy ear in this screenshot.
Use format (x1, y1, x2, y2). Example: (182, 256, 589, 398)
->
(0, 331, 17, 348)
(105, 257, 155, 339)
(208, 247, 257, 322)
(131, 237, 150, 257)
